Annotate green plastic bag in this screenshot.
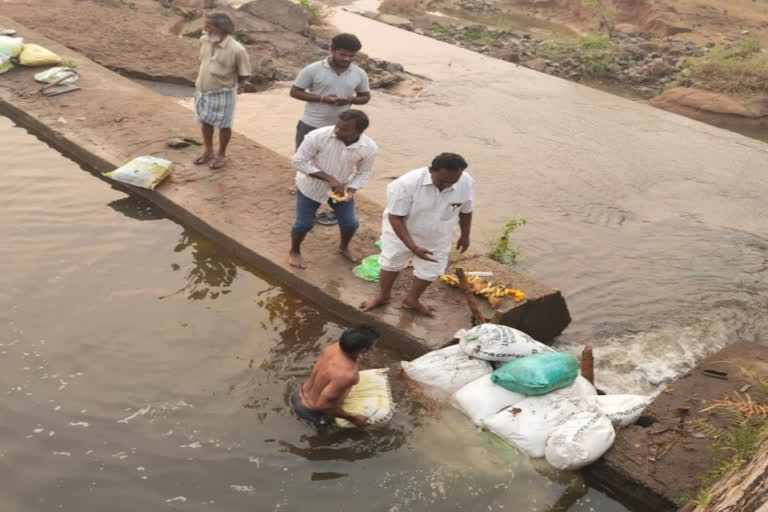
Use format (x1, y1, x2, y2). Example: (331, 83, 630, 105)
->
(353, 254, 381, 282)
(491, 352, 579, 396)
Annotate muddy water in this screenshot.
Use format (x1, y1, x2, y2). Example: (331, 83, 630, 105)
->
(0, 116, 630, 511)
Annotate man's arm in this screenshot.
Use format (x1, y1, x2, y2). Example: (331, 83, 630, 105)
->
(345, 150, 376, 195)
(292, 136, 345, 195)
(389, 215, 438, 263)
(349, 91, 370, 105)
(456, 212, 472, 253)
(316, 378, 368, 428)
(290, 86, 338, 105)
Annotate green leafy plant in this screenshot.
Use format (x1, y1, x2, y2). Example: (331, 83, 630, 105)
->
(582, 0, 616, 38)
(61, 59, 78, 68)
(432, 24, 451, 37)
(231, 32, 253, 45)
(489, 218, 526, 264)
(462, 27, 497, 46)
(685, 37, 768, 94)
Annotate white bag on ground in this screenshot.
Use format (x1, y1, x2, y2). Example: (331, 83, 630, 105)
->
(457, 324, 554, 362)
(0, 36, 23, 58)
(452, 374, 526, 426)
(550, 375, 598, 400)
(545, 411, 616, 470)
(336, 368, 394, 428)
(585, 394, 652, 428)
(484, 395, 580, 458)
(401, 344, 492, 394)
(103, 155, 172, 190)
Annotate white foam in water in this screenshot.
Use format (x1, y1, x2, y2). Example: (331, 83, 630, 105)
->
(118, 405, 151, 424)
(69, 422, 89, 428)
(165, 496, 187, 503)
(559, 314, 733, 395)
(230, 485, 257, 495)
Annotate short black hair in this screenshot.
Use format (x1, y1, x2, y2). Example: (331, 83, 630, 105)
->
(431, 152, 468, 172)
(331, 33, 362, 52)
(206, 12, 235, 34)
(338, 109, 370, 132)
(339, 325, 379, 355)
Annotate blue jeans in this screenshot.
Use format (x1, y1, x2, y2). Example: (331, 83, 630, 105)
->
(292, 188, 359, 234)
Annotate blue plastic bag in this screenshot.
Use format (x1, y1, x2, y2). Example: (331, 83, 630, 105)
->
(491, 352, 579, 396)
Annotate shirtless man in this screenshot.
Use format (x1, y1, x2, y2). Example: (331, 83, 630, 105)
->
(291, 325, 379, 432)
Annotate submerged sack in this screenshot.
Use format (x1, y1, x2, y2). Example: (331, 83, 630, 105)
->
(550, 375, 598, 401)
(103, 156, 172, 190)
(492, 352, 579, 396)
(19, 44, 62, 67)
(0, 36, 23, 58)
(484, 395, 580, 458)
(336, 368, 394, 428)
(585, 394, 652, 428)
(457, 323, 554, 362)
(452, 374, 526, 426)
(545, 411, 616, 470)
(402, 344, 492, 394)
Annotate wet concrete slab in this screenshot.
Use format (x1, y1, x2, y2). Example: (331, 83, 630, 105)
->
(584, 341, 768, 512)
(0, 17, 570, 356)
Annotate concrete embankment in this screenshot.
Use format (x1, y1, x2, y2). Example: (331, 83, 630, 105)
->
(0, 17, 570, 356)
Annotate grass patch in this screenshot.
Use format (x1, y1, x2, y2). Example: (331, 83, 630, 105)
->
(462, 27, 497, 46)
(60, 59, 77, 69)
(298, 0, 331, 25)
(231, 32, 253, 45)
(686, 37, 768, 94)
(488, 218, 526, 265)
(432, 24, 451, 37)
(538, 34, 624, 78)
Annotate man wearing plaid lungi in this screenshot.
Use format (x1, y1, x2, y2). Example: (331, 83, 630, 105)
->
(194, 12, 251, 170)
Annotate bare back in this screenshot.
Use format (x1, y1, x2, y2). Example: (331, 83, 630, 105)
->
(300, 342, 360, 413)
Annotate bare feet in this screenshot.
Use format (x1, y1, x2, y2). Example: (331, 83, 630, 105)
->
(401, 299, 436, 317)
(288, 251, 306, 269)
(359, 295, 390, 312)
(338, 246, 362, 263)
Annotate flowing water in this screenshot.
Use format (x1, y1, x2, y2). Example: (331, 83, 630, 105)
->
(0, 116, 631, 510)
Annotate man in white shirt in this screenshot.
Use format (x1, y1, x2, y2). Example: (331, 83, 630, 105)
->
(360, 153, 474, 317)
(289, 110, 378, 269)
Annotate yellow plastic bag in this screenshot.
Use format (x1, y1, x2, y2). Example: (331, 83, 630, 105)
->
(19, 44, 62, 67)
(103, 156, 172, 190)
(335, 368, 394, 428)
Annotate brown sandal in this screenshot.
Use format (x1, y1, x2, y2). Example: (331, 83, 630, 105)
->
(209, 156, 227, 169)
(194, 154, 213, 165)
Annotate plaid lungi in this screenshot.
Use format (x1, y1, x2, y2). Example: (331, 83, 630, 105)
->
(194, 87, 236, 128)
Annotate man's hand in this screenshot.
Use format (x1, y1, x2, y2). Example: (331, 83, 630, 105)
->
(412, 246, 438, 262)
(321, 94, 338, 104)
(349, 414, 369, 428)
(333, 97, 352, 106)
(456, 235, 470, 253)
(326, 176, 345, 196)
(346, 188, 357, 198)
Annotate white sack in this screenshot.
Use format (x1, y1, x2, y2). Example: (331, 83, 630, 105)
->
(585, 394, 652, 428)
(549, 376, 598, 401)
(545, 411, 616, 470)
(452, 374, 526, 426)
(457, 323, 554, 362)
(484, 395, 580, 458)
(401, 344, 492, 394)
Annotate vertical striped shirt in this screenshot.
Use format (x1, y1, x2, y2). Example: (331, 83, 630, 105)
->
(293, 126, 378, 203)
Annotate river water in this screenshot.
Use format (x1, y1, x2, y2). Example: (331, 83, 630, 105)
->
(0, 116, 631, 510)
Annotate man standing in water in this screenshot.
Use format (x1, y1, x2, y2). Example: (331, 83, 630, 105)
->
(291, 325, 379, 432)
(360, 153, 474, 317)
(193, 12, 251, 170)
(288, 33, 371, 205)
(289, 110, 377, 269)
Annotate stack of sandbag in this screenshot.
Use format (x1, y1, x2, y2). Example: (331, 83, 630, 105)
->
(403, 324, 653, 470)
(336, 368, 395, 428)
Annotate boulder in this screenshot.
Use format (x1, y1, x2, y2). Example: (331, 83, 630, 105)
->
(645, 59, 674, 77)
(525, 57, 546, 71)
(238, 0, 309, 35)
(650, 87, 768, 119)
(377, 14, 413, 28)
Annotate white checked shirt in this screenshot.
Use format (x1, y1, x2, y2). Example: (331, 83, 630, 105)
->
(293, 126, 378, 203)
(382, 167, 475, 251)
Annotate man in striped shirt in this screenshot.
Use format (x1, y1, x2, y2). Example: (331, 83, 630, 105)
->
(289, 110, 377, 269)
